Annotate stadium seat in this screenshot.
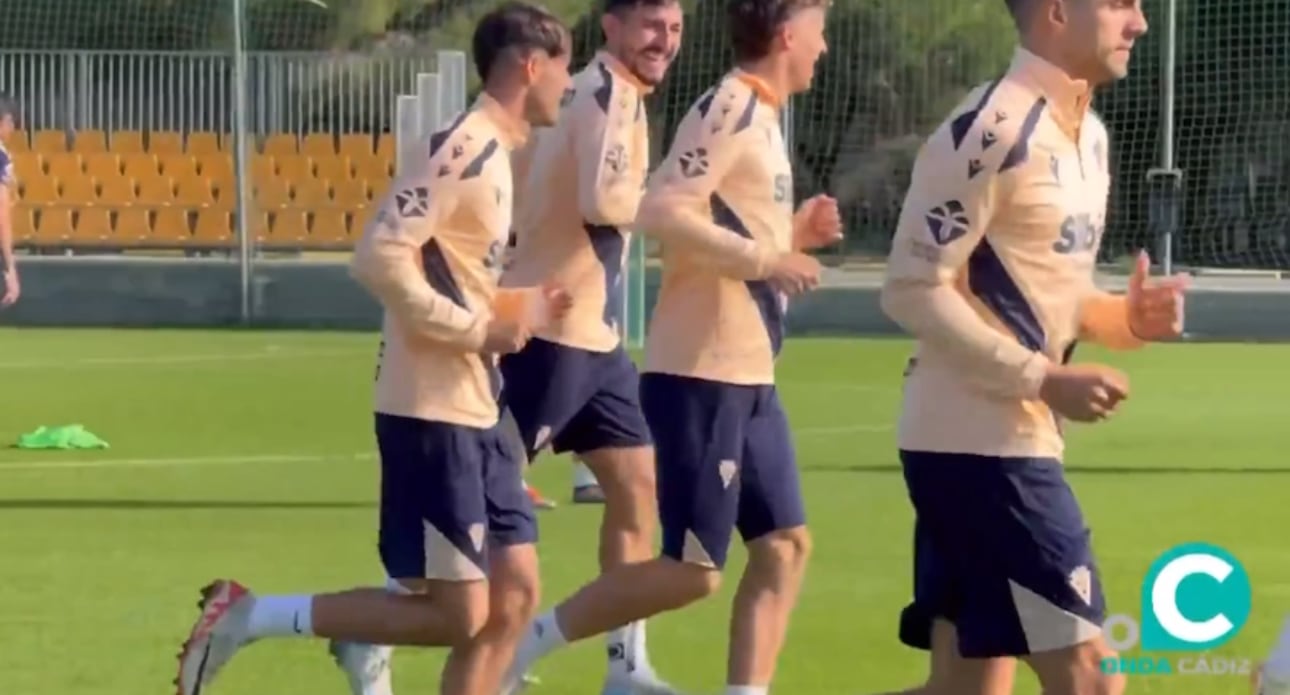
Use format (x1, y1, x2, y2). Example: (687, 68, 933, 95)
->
(267, 209, 309, 246)
(84, 152, 121, 180)
(20, 176, 59, 205)
(175, 176, 215, 207)
(314, 156, 351, 183)
(262, 134, 297, 157)
(148, 131, 184, 156)
(353, 155, 390, 182)
(368, 177, 391, 202)
(186, 132, 222, 157)
(151, 207, 192, 245)
(46, 152, 83, 180)
(73, 207, 114, 245)
(74, 130, 107, 154)
(277, 154, 314, 182)
(350, 205, 376, 237)
(114, 207, 151, 245)
(99, 176, 137, 205)
(123, 153, 160, 181)
(301, 133, 335, 158)
(332, 178, 369, 209)
(60, 175, 98, 204)
(193, 209, 232, 246)
(311, 211, 350, 247)
(251, 154, 276, 181)
(338, 133, 373, 159)
(138, 177, 175, 206)
(35, 207, 74, 245)
(33, 130, 67, 153)
(111, 131, 145, 153)
(160, 154, 198, 180)
(13, 153, 43, 182)
(253, 177, 291, 209)
(7, 130, 30, 153)
(376, 134, 395, 161)
(11, 206, 34, 244)
(292, 177, 330, 208)
(250, 211, 270, 243)
(199, 154, 234, 181)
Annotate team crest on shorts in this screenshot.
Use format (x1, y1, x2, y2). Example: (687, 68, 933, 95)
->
(718, 459, 737, 489)
(468, 523, 486, 552)
(1068, 565, 1093, 605)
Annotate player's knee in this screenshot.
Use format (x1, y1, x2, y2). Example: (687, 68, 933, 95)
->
(658, 556, 723, 603)
(1034, 640, 1124, 695)
(749, 526, 812, 575)
(488, 571, 541, 636)
(439, 583, 492, 645)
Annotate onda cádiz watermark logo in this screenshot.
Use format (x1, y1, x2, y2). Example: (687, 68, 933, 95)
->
(1101, 542, 1253, 677)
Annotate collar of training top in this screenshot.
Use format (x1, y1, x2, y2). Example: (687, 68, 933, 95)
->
(730, 69, 782, 108)
(1009, 47, 1093, 135)
(472, 92, 530, 149)
(595, 50, 654, 95)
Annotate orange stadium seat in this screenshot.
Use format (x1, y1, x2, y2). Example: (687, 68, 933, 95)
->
(253, 177, 291, 209)
(267, 209, 308, 246)
(311, 211, 349, 246)
(375, 134, 395, 161)
(114, 207, 151, 245)
(262, 134, 297, 157)
(7, 130, 31, 153)
(353, 156, 389, 183)
(193, 209, 232, 246)
(21, 176, 59, 205)
(277, 154, 314, 182)
(99, 176, 136, 205)
(301, 133, 334, 158)
(11, 206, 34, 244)
(350, 205, 376, 237)
(35, 207, 73, 245)
(46, 152, 83, 180)
(199, 154, 234, 181)
(151, 208, 191, 245)
(13, 153, 43, 182)
(314, 156, 351, 183)
(249, 211, 270, 244)
(73, 207, 115, 245)
(338, 133, 373, 159)
(123, 153, 159, 181)
(160, 154, 198, 180)
(292, 177, 330, 208)
(251, 154, 276, 181)
(175, 176, 214, 207)
(368, 176, 391, 202)
(33, 130, 67, 153)
(74, 130, 107, 154)
(332, 178, 368, 209)
(149, 131, 184, 156)
(111, 131, 145, 153)
(84, 152, 121, 180)
(60, 175, 98, 204)
(138, 177, 175, 206)
(186, 132, 222, 157)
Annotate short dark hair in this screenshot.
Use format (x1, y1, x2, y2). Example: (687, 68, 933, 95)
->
(727, 0, 827, 62)
(471, 2, 569, 82)
(603, 0, 679, 15)
(1004, 0, 1035, 28)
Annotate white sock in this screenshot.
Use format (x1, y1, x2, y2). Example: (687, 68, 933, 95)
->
(572, 461, 599, 488)
(247, 594, 313, 638)
(606, 620, 649, 675)
(725, 687, 768, 695)
(525, 610, 568, 661)
(1264, 614, 1290, 679)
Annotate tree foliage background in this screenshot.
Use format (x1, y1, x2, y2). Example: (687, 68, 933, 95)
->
(0, 0, 1287, 262)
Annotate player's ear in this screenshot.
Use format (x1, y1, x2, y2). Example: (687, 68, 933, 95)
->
(775, 21, 794, 53)
(1050, 0, 1068, 26)
(600, 10, 621, 43)
(521, 51, 541, 86)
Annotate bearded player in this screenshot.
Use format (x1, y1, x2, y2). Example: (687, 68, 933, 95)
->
(875, 1, 1188, 694)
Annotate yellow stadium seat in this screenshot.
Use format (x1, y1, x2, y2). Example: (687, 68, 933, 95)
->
(314, 156, 351, 183)
(13, 153, 43, 182)
(111, 131, 145, 153)
(46, 152, 83, 180)
(376, 134, 395, 161)
(353, 155, 390, 181)
(175, 176, 214, 207)
(338, 133, 373, 159)
(21, 176, 59, 205)
(332, 179, 368, 209)
(84, 152, 121, 180)
(194, 209, 232, 246)
(311, 211, 350, 247)
(199, 154, 234, 181)
(99, 176, 136, 205)
(186, 132, 221, 156)
(73, 207, 114, 245)
(114, 207, 151, 245)
(262, 133, 297, 157)
(151, 208, 191, 245)
(33, 130, 67, 153)
(7, 130, 31, 153)
(277, 154, 313, 182)
(301, 133, 335, 158)
(350, 205, 377, 237)
(160, 154, 198, 180)
(293, 177, 330, 207)
(254, 177, 291, 209)
(248, 211, 270, 244)
(123, 153, 159, 181)
(266, 209, 308, 246)
(12, 206, 35, 244)
(35, 207, 73, 245)
(149, 131, 184, 156)
(368, 177, 391, 202)
(251, 154, 276, 181)
(60, 175, 98, 204)
(138, 177, 175, 206)
(73, 130, 107, 154)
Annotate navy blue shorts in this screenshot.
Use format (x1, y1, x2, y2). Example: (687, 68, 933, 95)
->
(375, 413, 537, 582)
(642, 373, 805, 570)
(898, 451, 1106, 658)
(498, 338, 651, 461)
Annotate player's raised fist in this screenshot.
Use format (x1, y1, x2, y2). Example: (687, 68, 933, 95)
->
(482, 319, 530, 355)
(768, 251, 822, 296)
(793, 194, 844, 250)
(1127, 250, 1189, 340)
(1039, 363, 1130, 423)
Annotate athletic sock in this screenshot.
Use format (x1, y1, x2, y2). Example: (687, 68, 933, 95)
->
(725, 686, 768, 695)
(572, 461, 599, 489)
(247, 594, 313, 638)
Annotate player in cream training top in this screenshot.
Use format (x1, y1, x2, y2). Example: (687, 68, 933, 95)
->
(0, 97, 19, 307)
(501, 3, 843, 695)
(174, 6, 573, 695)
(875, 1, 1189, 694)
(498, 1, 686, 693)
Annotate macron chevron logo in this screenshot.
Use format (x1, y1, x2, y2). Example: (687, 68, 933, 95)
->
(925, 200, 970, 246)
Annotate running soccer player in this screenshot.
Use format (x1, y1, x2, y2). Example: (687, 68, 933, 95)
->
(875, 1, 1186, 693)
(497, 0, 684, 691)
(173, 5, 573, 695)
(0, 96, 20, 307)
(501, 2, 839, 694)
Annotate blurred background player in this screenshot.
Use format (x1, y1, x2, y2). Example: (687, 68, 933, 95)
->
(173, 5, 573, 695)
(874, 1, 1188, 694)
(501, 2, 840, 694)
(497, 0, 684, 691)
(0, 96, 20, 307)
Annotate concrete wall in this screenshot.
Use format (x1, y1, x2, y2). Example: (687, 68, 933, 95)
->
(3, 257, 1288, 341)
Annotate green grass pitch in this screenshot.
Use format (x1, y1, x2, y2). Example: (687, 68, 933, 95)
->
(0, 328, 1283, 694)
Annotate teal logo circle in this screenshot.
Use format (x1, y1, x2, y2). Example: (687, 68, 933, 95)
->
(1139, 542, 1251, 651)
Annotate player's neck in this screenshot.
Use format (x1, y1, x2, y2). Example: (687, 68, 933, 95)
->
(734, 59, 791, 104)
(480, 83, 528, 123)
(1018, 37, 1088, 85)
